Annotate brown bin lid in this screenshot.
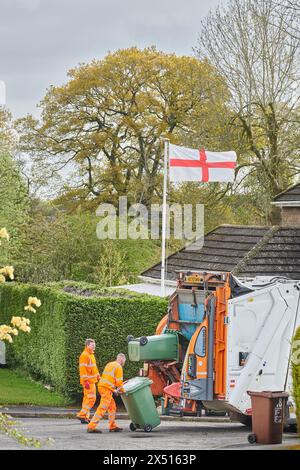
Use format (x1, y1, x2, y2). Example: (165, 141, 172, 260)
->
(247, 390, 289, 399)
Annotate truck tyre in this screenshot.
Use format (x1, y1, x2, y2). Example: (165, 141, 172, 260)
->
(284, 423, 298, 433)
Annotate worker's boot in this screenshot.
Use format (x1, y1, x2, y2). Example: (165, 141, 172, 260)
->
(87, 428, 102, 433)
(78, 417, 90, 424)
(109, 427, 123, 432)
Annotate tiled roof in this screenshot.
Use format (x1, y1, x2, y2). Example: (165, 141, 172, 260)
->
(141, 225, 271, 281)
(142, 225, 300, 281)
(142, 185, 300, 282)
(236, 227, 300, 279)
(273, 183, 300, 203)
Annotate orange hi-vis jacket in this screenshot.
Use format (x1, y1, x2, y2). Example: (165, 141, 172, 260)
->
(98, 361, 124, 392)
(79, 348, 99, 385)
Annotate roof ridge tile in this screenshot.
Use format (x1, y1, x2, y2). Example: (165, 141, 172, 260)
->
(233, 226, 280, 276)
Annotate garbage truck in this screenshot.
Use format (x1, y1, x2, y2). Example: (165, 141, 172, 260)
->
(127, 271, 300, 429)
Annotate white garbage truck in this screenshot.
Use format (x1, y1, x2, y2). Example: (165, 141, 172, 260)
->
(128, 271, 300, 429)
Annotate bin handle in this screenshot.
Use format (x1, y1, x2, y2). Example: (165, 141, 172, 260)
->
(116, 383, 127, 394)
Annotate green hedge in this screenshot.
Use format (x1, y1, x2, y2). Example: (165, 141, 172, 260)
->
(292, 327, 300, 430)
(0, 282, 167, 399)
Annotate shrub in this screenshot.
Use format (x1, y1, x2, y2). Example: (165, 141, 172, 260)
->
(0, 282, 167, 399)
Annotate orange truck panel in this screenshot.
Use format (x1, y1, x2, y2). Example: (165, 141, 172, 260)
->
(214, 280, 231, 397)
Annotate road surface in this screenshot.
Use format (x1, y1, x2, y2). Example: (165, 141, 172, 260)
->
(0, 418, 298, 450)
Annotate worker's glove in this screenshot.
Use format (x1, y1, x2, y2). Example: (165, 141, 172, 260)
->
(84, 381, 90, 390)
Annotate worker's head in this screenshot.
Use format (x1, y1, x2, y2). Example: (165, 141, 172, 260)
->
(116, 353, 126, 366)
(85, 338, 95, 353)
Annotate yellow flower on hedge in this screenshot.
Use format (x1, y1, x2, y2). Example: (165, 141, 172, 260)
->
(11, 316, 29, 327)
(2, 312, 35, 343)
(0, 324, 14, 342)
(0, 275, 5, 283)
(24, 305, 36, 313)
(24, 297, 42, 313)
(29, 297, 41, 307)
(20, 325, 31, 333)
(11, 316, 21, 328)
(0, 228, 9, 244)
(0, 266, 14, 280)
(10, 316, 31, 334)
(0, 325, 12, 334)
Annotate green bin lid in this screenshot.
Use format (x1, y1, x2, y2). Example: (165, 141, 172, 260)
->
(123, 376, 153, 395)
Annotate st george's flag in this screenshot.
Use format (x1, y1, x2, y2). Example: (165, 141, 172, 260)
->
(169, 143, 237, 182)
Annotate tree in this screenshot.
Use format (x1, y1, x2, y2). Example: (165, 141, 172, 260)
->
(0, 107, 17, 154)
(0, 153, 29, 231)
(16, 47, 229, 209)
(271, 0, 300, 42)
(196, 0, 300, 221)
(13, 206, 161, 284)
(0, 108, 29, 266)
(95, 240, 126, 287)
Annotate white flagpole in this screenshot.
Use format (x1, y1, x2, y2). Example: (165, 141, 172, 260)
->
(161, 138, 169, 297)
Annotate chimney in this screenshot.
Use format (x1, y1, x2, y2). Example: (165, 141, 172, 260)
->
(272, 183, 300, 227)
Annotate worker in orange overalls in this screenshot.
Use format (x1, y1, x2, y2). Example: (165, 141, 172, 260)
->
(87, 353, 126, 433)
(77, 338, 100, 424)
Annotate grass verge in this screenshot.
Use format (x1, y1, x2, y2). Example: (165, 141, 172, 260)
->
(0, 368, 72, 407)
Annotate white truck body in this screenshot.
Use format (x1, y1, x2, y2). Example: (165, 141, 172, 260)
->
(225, 277, 300, 423)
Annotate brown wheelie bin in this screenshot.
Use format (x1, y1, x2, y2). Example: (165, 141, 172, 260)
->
(247, 391, 289, 444)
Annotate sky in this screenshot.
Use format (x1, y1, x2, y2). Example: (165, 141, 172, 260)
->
(0, 0, 223, 118)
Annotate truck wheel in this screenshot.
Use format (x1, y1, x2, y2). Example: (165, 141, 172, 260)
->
(129, 422, 137, 432)
(140, 336, 148, 346)
(248, 433, 257, 444)
(284, 423, 298, 433)
(127, 335, 134, 343)
(144, 424, 152, 433)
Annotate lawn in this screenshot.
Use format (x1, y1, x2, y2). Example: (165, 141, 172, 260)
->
(0, 368, 72, 407)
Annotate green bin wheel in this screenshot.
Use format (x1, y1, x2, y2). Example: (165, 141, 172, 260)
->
(248, 433, 257, 444)
(140, 336, 148, 346)
(126, 335, 134, 343)
(129, 422, 137, 432)
(144, 424, 152, 433)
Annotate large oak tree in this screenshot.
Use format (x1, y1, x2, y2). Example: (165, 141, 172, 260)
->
(17, 47, 229, 209)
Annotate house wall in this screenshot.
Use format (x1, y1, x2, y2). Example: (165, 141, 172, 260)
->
(281, 207, 300, 227)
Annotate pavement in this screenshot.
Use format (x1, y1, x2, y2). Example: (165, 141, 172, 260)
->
(1, 406, 230, 422)
(0, 407, 299, 450)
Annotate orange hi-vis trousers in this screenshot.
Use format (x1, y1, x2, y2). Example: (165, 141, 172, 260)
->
(77, 383, 96, 420)
(87, 386, 117, 431)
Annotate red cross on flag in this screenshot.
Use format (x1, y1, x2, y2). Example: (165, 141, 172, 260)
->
(169, 143, 237, 183)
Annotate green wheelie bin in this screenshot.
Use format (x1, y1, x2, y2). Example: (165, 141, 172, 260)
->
(127, 331, 179, 362)
(121, 377, 161, 432)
